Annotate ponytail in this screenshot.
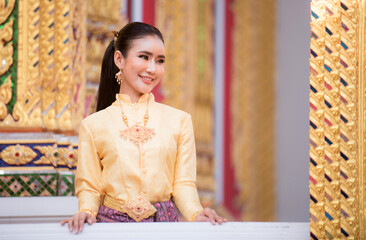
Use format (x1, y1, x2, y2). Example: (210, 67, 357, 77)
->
(96, 40, 120, 112)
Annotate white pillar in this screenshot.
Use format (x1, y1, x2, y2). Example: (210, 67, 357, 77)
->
(131, 0, 143, 22)
(214, 0, 225, 204)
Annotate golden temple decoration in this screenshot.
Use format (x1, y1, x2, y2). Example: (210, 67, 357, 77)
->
(309, 0, 366, 239)
(155, 0, 197, 113)
(0, 15, 13, 76)
(72, 0, 87, 126)
(54, 0, 77, 130)
(40, 0, 56, 130)
(0, 75, 12, 120)
(0, 0, 87, 131)
(0, 144, 37, 165)
(85, 0, 127, 115)
(155, 0, 215, 204)
(33, 145, 58, 166)
(231, 0, 275, 221)
(34, 144, 77, 168)
(0, 0, 15, 24)
(12, 0, 42, 127)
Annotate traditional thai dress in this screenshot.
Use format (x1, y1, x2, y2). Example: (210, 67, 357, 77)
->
(75, 93, 203, 222)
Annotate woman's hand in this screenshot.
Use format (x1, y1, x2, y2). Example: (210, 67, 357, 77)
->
(194, 207, 227, 225)
(61, 211, 96, 234)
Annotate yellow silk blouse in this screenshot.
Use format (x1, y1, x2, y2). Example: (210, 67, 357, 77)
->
(75, 93, 203, 221)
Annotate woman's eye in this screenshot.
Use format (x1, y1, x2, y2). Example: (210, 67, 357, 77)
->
(139, 55, 148, 60)
(157, 59, 165, 64)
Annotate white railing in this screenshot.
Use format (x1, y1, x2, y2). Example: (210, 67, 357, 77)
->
(0, 222, 309, 240)
(0, 197, 309, 239)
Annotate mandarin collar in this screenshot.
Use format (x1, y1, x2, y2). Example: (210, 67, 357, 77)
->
(113, 93, 154, 105)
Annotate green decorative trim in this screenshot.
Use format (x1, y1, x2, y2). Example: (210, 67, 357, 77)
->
(0, 172, 59, 197)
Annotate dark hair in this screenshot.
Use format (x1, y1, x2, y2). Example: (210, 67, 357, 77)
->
(96, 22, 164, 112)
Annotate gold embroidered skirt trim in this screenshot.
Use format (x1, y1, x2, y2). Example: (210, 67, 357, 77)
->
(103, 195, 157, 222)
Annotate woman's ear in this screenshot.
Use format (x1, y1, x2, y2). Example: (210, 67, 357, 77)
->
(114, 50, 125, 70)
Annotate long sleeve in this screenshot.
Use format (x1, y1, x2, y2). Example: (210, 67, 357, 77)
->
(75, 120, 103, 213)
(172, 114, 203, 221)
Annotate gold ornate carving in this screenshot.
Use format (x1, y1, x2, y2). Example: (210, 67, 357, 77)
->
(0, 0, 15, 23)
(0, 75, 12, 120)
(0, 144, 37, 165)
(34, 144, 77, 168)
(33, 145, 58, 166)
(0, 75, 12, 104)
(40, 0, 56, 130)
(309, 0, 366, 239)
(54, 0, 73, 130)
(156, 0, 216, 202)
(155, 0, 197, 113)
(120, 195, 157, 222)
(0, 17, 13, 76)
(231, 0, 275, 221)
(0, 0, 87, 130)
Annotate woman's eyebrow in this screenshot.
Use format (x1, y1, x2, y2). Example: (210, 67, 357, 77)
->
(138, 50, 165, 59)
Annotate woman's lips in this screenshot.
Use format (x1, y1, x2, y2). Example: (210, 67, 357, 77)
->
(139, 75, 154, 84)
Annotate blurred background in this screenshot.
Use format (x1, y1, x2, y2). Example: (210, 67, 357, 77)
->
(0, 0, 310, 222)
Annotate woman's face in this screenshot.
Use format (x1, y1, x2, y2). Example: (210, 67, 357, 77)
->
(115, 35, 165, 100)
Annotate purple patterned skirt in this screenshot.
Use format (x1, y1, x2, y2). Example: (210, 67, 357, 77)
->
(96, 200, 179, 222)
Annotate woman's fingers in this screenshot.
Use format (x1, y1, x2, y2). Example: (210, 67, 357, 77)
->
(68, 218, 73, 232)
(86, 214, 96, 225)
(78, 214, 86, 233)
(61, 212, 96, 234)
(205, 208, 216, 225)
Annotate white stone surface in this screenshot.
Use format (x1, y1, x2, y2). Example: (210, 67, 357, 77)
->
(0, 197, 77, 223)
(0, 222, 309, 240)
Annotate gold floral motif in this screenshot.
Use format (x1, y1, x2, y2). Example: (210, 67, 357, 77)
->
(0, 17, 13, 76)
(0, 0, 15, 24)
(0, 144, 37, 165)
(120, 125, 155, 147)
(33, 145, 58, 166)
(0, 75, 11, 120)
(0, 75, 12, 104)
(33, 144, 77, 168)
(56, 146, 77, 168)
(120, 195, 157, 222)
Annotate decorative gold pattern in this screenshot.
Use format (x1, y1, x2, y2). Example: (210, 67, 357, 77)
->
(0, 0, 87, 131)
(40, 0, 56, 130)
(34, 144, 77, 168)
(11, 0, 42, 127)
(85, 0, 127, 116)
(309, 0, 366, 239)
(0, 75, 12, 120)
(156, 0, 216, 203)
(0, 0, 15, 23)
(33, 145, 58, 166)
(120, 125, 155, 147)
(120, 195, 157, 222)
(0, 1, 14, 76)
(231, 0, 275, 221)
(54, 0, 73, 130)
(0, 144, 37, 165)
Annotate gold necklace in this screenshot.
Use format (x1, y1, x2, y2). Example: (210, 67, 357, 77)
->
(117, 95, 155, 147)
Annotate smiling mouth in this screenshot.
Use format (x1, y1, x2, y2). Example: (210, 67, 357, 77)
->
(139, 75, 154, 82)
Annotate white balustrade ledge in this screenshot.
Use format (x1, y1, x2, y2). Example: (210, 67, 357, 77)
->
(0, 222, 309, 240)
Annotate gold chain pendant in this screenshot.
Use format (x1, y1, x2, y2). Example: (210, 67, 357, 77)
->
(120, 124, 155, 147)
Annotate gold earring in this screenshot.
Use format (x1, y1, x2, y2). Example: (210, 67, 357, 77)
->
(115, 70, 124, 85)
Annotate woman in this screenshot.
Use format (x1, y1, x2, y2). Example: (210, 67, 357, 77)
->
(61, 22, 226, 234)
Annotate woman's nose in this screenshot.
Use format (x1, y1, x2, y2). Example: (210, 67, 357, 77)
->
(146, 61, 156, 73)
